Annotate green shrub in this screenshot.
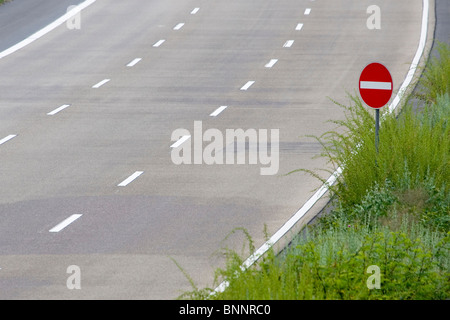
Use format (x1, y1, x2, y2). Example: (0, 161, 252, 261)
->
(209, 220, 449, 300)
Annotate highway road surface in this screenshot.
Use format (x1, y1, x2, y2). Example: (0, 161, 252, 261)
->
(0, 0, 432, 299)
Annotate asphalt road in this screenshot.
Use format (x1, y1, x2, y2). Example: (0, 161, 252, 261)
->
(0, 0, 430, 299)
(434, 0, 449, 45)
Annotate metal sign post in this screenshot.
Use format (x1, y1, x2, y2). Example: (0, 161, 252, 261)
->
(358, 62, 393, 159)
(375, 108, 380, 154)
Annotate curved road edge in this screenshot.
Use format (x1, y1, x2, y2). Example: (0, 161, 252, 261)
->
(0, 0, 94, 58)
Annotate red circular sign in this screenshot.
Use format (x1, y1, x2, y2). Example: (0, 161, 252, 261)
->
(359, 63, 393, 109)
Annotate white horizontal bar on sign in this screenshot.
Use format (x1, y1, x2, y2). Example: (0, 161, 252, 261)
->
(49, 214, 82, 233)
(360, 81, 392, 90)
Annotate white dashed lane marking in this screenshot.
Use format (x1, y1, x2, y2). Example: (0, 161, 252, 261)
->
(173, 23, 185, 30)
(265, 59, 278, 68)
(283, 40, 294, 48)
(0, 135, 17, 145)
(127, 58, 142, 67)
(240, 81, 255, 91)
(49, 214, 83, 233)
(92, 79, 110, 88)
(153, 40, 166, 47)
(117, 171, 144, 187)
(210, 106, 228, 117)
(47, 104, 71, 116)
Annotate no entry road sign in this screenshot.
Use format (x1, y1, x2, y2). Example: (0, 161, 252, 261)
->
(359, 62, 393, 109)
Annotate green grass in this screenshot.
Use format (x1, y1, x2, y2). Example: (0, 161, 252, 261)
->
(312, 92, 449, 211)
(178, 43, 450, 300)
(415, 42, 450, 105)
(180, 181, 450, 300)
(209, 217, 449, 300)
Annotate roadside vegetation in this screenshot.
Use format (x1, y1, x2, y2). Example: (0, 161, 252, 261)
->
(179, 42, 450, 300)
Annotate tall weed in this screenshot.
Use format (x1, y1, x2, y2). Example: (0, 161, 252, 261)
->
(210, 219, 450, 300)
(415, 42, 450, 104)
(309, 93, 449, 210)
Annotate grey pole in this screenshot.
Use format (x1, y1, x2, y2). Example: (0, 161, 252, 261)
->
(375, 108, 380, 154)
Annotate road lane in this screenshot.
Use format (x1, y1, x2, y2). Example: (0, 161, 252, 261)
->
(0, 0, 429, 299)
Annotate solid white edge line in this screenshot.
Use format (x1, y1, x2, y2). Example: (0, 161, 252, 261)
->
(127, 58, 142, 67)
(0, 0, 97, 60)
(47, 104, 71, 116)
(118, 171, 144, 187)
(170, 135, 191, 148)
(360, 81, 392, 90)
(240, 81, 255, 91)
(92, 79, 110, 88)
(0, 134, 17, 145)
(212, 0, 430, 296)
(49, 214, 83, 233)
(210, 106, 228, 117)
(388, 0, 429, 114)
